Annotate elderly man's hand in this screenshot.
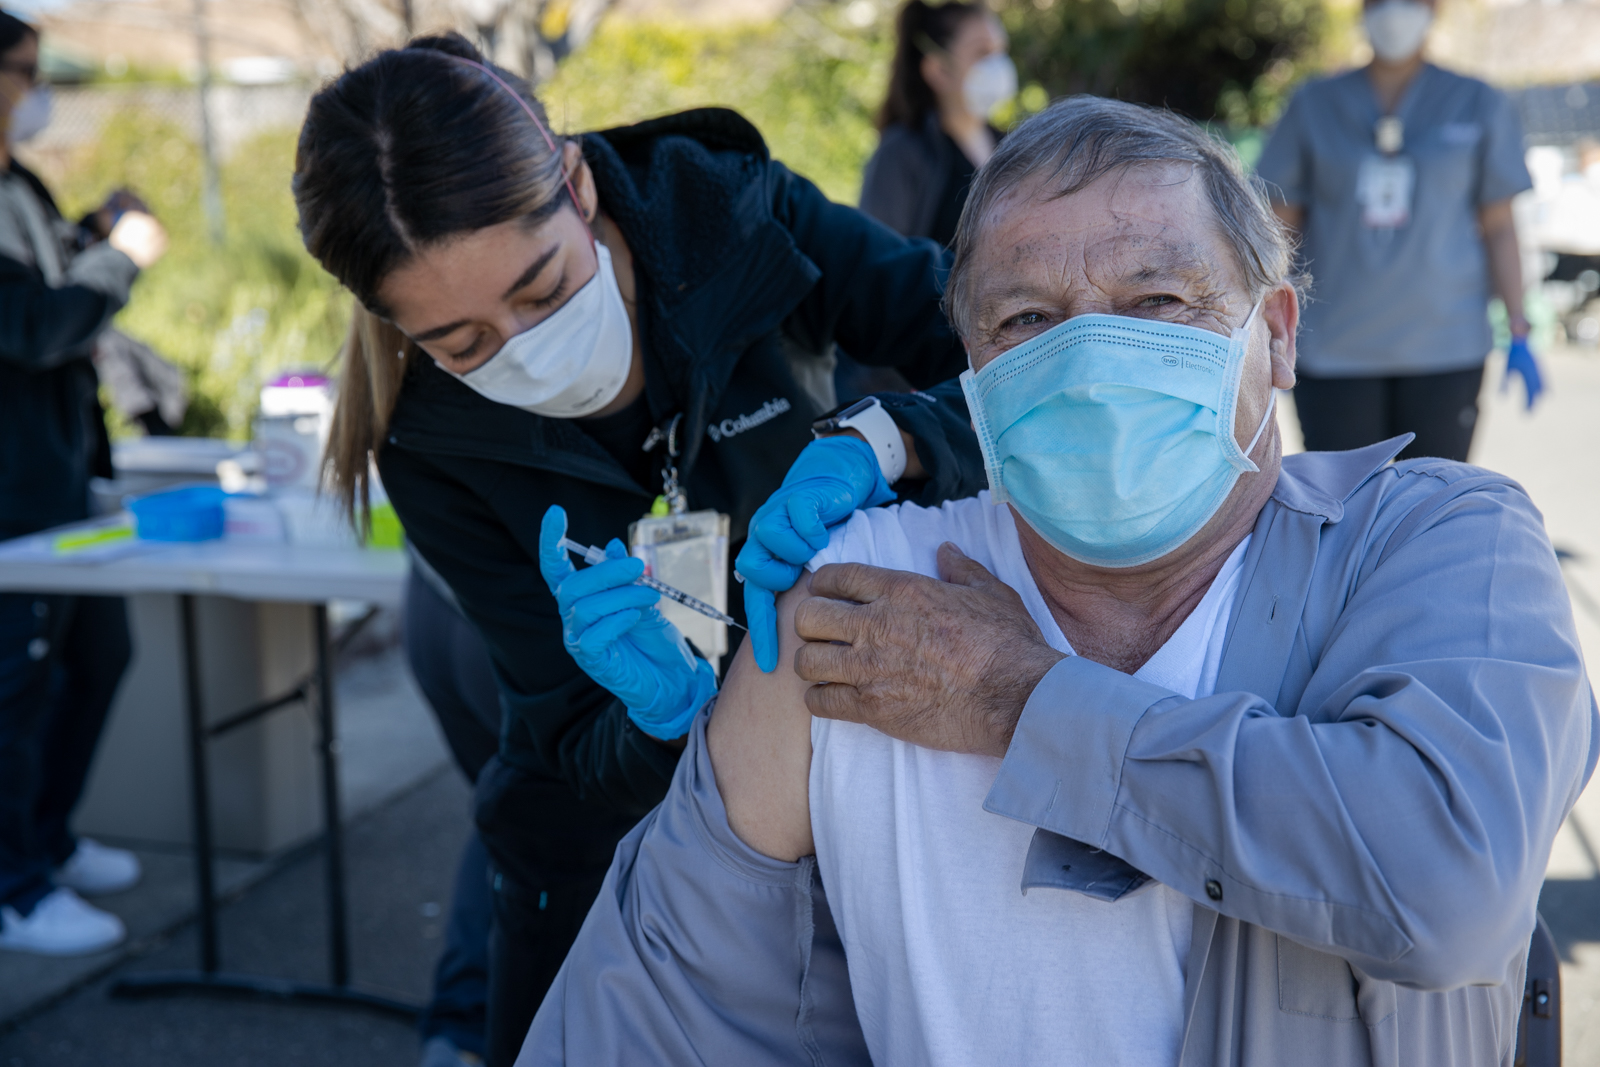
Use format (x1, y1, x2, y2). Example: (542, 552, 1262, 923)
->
(793, 542, 1066, 757)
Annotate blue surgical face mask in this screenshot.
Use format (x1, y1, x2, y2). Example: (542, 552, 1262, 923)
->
(959, 303, 1275, 568)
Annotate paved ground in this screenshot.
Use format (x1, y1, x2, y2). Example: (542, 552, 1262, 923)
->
(0, 769, 471, 1067)
(0, 637, 458, 1067)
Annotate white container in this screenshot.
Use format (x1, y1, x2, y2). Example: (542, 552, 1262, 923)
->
(254, 414, 325, 491)
(254, 372, 334, 492)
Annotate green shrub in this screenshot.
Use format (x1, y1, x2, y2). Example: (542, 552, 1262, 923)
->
(994, 0, 1330, 128)
(541, 7, 897, 204)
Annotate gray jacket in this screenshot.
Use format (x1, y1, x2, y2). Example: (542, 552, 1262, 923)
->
(859, 115, 950, 240)
(520, 439, 1598, 1067)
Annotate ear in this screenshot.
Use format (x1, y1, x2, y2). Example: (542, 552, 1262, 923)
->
(1262, 282, 1299, 391)
(566, 141, 598, 224)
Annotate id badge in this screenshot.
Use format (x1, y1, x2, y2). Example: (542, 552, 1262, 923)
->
(1357, 155, 1414, 229)
(629, 508, 731, 661)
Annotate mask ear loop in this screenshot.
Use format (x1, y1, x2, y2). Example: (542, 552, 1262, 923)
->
(1220, 296, 1272, 473)
(1233, 298, 1277, 472)
(1239, 389, 1276, 471)
(448, 56, 596, 252)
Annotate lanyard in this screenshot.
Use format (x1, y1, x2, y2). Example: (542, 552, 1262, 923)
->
(642, 412, 689, 515)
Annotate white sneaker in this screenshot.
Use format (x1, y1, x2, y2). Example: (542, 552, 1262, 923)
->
(53, 838, 141, 896)
(0, 888, 125, 956)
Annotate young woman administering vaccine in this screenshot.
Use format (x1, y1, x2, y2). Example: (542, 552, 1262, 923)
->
(294, 32, 982, 1065)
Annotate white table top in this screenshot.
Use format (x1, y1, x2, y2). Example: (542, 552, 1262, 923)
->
(0, 522, 409, 607)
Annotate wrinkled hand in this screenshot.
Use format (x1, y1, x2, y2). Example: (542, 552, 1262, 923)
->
(737, 435, 896, 673)
(1504, 337, 1543, 410)
(793, 542, 1065, 757)
(539, 506, 716, 741)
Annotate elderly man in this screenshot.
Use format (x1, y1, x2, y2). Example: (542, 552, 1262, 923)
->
(520, 97, 1596, 1067)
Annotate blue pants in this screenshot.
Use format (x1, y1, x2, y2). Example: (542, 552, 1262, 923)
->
(0, 594, 130, 915)
(404, 570, 501, 1060)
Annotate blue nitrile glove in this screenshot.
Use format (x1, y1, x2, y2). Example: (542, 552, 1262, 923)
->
(736, 435, 897, 673)
(1504, 336, 1544, 410)
(539, 506, 717, 740)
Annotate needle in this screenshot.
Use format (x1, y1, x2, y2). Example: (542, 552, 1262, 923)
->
(558, 537, 747, 631)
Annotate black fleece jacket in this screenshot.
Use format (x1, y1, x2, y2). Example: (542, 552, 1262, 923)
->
(379, 109, 984, 814)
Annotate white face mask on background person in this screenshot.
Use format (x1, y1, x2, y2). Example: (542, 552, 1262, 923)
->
(964, 54, 1017, 119)
(8, 84, 50, 145)
(445, 241, 633, 418)
(1363, 1, 1433, 63)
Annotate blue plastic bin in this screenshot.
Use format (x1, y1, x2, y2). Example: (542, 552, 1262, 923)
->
(127, 486, 228, 542)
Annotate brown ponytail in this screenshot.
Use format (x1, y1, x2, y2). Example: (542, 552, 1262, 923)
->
(323, 308, 410, 532)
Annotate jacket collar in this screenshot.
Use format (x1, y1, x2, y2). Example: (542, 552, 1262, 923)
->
(582, 108, 821, 476)
(582, 108, 776, 322)
(1269, 435, 1413, 524)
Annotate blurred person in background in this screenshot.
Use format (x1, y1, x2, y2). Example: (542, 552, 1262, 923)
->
(1256, 0, 1536, 462)
(295, 32, 982, 1066)
(0, 8, 168, 957)
(861, 0, 1012, 247)
(843, 0, 1014, 398)
(93, 327, 188, 437)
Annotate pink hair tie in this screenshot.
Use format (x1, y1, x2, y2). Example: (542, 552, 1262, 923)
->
(447, 55, 591, 243)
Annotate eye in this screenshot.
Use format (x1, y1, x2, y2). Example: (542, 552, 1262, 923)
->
(444, 330, 487, 364)
(1138, 294, 1178, 308)
(1000, 310, 1048, 330)
(524, 273, 569, 311)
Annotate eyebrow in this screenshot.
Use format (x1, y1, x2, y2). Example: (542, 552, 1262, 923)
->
(408, 244, 563, 342)
(1122, 243, 1213, 286)
(499, 243, 562, 301)
(971, 235, 1221, 325)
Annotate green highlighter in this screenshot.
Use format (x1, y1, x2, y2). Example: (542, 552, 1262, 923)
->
(52, 524, 135, 554)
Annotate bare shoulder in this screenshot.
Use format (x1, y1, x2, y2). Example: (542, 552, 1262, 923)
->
(706, 580, 816, 862)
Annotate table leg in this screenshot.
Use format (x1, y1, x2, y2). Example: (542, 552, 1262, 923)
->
(313, 604, 350, 987)
(109, 598, 415, 1020)
(182, 593, 220, 974)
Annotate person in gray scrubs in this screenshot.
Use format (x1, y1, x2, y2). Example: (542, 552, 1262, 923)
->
(1256, 0, 1538, 461)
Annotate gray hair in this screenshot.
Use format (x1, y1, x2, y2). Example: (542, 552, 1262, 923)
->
(945, 96, 1299, 338)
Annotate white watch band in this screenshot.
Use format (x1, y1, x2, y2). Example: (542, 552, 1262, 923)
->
(832, 398, 907, 484)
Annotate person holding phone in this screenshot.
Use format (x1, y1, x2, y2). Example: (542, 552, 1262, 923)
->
(0, 7, 168, 958)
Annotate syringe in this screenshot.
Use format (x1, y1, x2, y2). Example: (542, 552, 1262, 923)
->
(558, 537, 746, 631)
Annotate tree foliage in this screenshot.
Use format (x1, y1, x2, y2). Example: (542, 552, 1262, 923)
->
(995, 0, 1326, 126)
(542, 5, 898, 204)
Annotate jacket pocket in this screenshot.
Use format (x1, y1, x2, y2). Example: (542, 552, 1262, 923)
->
(1277, 935, 1361, 1021)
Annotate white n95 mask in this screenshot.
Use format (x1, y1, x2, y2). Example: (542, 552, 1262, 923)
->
(964, 55, 1017, 119)
(449, 242, 633, 418)
(1363, 1, 1433, 63)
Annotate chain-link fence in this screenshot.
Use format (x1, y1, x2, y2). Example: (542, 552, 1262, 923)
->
(21, 82, 314, 178)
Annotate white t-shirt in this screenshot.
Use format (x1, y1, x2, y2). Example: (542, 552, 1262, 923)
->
(806, 493, 1250, 1067)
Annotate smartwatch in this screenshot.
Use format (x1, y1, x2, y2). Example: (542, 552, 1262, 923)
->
(811, 396, 907, 484)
